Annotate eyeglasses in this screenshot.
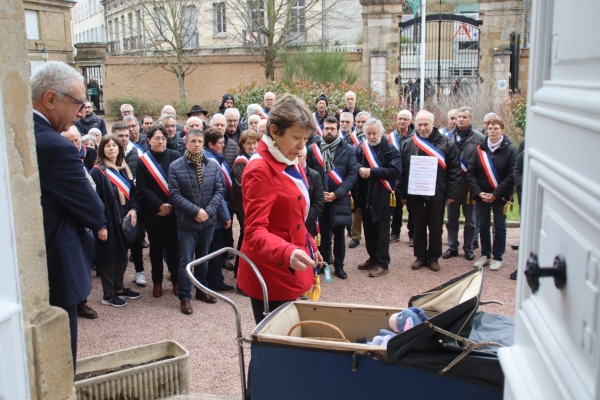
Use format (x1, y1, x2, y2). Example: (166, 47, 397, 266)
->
(323, 127, 337, 131)
(216, 140, 225, 145)
(57, 91, 86, 111)
(163, 124, 176, 128)
(126, 125, 138, 130)
(151, 136, 167, 141)
(226, 119, 239, 124)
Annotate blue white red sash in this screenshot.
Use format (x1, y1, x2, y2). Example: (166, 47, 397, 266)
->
(338, 129, 346, 139)
(233, 154, 249, 165)
(412, 135, 446, 169)
(140, 152, 169, 196)
(94, 166, 132, 201)
(460, 157, 468, 174)
(259, 110, 268, 119)
(348, 130, 362, 147)
(361, 141, 393, 193)
(209, 158, 233, 191)
(388, 132, 400, 150)
(478, 146, 500, 190)
(311, 144, 351, 198)
(312, 113, 323, 136)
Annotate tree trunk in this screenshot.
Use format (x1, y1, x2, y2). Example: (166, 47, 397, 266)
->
(177, 62, 186, 101)
(265, 49, 276, 80)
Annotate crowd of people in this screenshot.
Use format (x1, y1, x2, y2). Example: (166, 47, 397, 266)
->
(31, 61, 523, 368)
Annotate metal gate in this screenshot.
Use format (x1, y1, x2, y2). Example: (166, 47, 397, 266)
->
(81, 66, 104, 115)
(398, 11, 482, 107)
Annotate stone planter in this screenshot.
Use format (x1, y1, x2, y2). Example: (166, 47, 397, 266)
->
(75, 340, 189, 400)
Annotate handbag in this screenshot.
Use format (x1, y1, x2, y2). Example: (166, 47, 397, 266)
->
(121, 214, 140, 244)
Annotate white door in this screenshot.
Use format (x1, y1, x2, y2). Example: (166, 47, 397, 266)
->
(497, 1, 600, 399)
(0, 85, 30, 397)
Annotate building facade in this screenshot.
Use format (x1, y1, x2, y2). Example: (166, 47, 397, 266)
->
(72, 0, 105, 45)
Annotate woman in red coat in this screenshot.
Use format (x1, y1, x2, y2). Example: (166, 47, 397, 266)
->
(237, 94, 324, 323)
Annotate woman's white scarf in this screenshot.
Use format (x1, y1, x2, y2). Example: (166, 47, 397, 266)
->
(262, 134, 298, 166)
(488, 135, 504, 153)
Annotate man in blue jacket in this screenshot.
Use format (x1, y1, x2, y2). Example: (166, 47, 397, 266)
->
(31, 61, 105, 367)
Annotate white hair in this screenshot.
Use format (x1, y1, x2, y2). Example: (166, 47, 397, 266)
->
(397, 109, 412, 119)
(484, 112, 498, 121)
(81, 134, 96, 144)
(161, 105, 176, 118)
(264, 92, 276, 100)
(363, 118, 385, 135)
(416, 110, 435, 124)
(120, 103, 134, 113)
(158, 113, 176, 125)
(340, 112, 354, 121)
(123, 115, 138, 124)
(246, 104, 262, 116)
(30, 61, 83, 102)
(224, 108, 240, 119)
(447, 109, 458, 118)
(356, 111, 371, 120)
(345, 91, 356, 99)
(88, 128, 102, 138)
(248, 114, 261, 123)
(210, 113, 226, 126)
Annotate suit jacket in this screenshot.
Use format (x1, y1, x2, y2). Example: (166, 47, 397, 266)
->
(34, 112, 105, 308)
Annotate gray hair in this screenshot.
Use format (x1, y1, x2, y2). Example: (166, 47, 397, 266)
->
(356, 111, 371, 120)
(484, 112, 498, 121)
(246, 104, 262, 117)
(224, 108, 240, 119)
(210, 113, 226, 126)
(340, 112, 354, 121)
(345, 91, 356, 99)
(458, 106, 472, 117)
(30, 61, 83, 102)
(363, 118, 385, 135)
(158, 113, 176, 125)
(264, 91, 276, 100)
(397, 109, 412, 119)
(120, 103, 134, 113)
(123, 115, 138, 124)
(161, 105, 176, 118)
(447, 109, 459, 118)
(416, 110, 435, 124)
(248, 114, 261, 123)
(88, 128, 102, 137)
(81, 134, 96, 144)
(185, 128, 204, 141)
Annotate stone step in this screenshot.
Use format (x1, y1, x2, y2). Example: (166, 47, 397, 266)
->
(165, 394, 239, 400)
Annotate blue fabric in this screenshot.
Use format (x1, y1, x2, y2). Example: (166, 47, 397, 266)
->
(177, 225, 216, 300)
(477, 201, 507, 261)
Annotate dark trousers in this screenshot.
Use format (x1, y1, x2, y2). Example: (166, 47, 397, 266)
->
(224, 205, 235, 248)
(446, 193, 476, 252)
(250, 297, 293, 324)
(317, 206, 347, 269)
(100, 261, 128, 295)
(362, 212, 391, 268)
(64, 303, 78, 372)
(391, 200, 414, 237)
(233, 211, 245, 277)
(477, 201, 507, 261)
(207, 228, 227, 290)
(412, 200, 445, 263)
(130, 232, 144, 273)
(146, 223, 179, 284)
(177, 226, 216, 300)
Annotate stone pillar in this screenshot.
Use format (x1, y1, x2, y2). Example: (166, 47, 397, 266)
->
(359, 0, 404, 100)
(478, 0, 524, 88)
(493, 50, 511, 105)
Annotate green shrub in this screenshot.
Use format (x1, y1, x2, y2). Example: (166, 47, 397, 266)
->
(230, 80, 399, 131)
(280, 49, 360, 86)
(512, 94, 527, 132)
(104, 97, 194, 120)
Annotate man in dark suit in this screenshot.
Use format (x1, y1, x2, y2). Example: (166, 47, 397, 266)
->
(30, 61, 105, 367)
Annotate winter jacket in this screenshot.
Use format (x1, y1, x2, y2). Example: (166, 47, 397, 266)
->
(398, 128, 461, 204)
(334, 107, 362, 122)
(305, 165, 324, 236)
(237, 141, 317, 301)
(168, 154, 223, 231)
(514, 140, 525, 195)
(133, 132, 149, 153)
(125, 142, 144, 178)
(135, 149, 180, 227)
(76, 113, 107, 136)
(307, 131, 322, 147)
(223, 128, 241, 168)
(167, 134, 185, 156)
(467, 135, 517, 203)
(356, 138, 402, 222)
(447, 126, 486, 198)
(306, 139, 358, 227)
(230, 153, 250, 213)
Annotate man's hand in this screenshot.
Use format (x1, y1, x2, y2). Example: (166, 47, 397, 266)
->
(195, 208, 209, 222)
(126, 210, 137, 227)
(224, 220, 232, 229)
(157, 203, 172, 216)
(402, 198, 407, 205)
(98, 228, 108, 241)
(446, 198, 455, 205)
(324, 192, 337, 202)
(359, 167, 371, 179)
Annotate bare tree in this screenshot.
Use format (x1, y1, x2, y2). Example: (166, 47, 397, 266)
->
(123, 0, 204, 101)
(222, 0, 345, 80)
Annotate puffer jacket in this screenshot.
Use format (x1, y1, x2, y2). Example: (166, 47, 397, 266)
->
(168, 154, 223, 231)
(306, 139, 358, 227)
(398, 128, 461, 204)
(447, 126, 486, 198)
(467, 135, 517, 203)
(223, 128, 241, 167)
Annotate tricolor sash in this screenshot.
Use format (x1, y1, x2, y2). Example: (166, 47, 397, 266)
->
(94, 166, 132, 201)
(477, 146, 500, 190)
(312, 113, 323, 136)
(311, 143, 351, 198)
(348, 130, 362, 147)
(209, 158, 233, 191)
(388, 132, 400, 150)
(412, 135, 446, 169)
(234, 154, 249, 165)
(460, 157, 468, 174)
(361, 141, 393, 193)
(339, 129, 346, 139)
(140, 152, 169, 196)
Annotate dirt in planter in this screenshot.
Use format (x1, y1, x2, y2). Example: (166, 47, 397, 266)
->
(75, 355, 175, 381)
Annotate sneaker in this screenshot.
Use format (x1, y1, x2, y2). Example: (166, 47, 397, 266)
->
(408, 237, 414, 247)
(212, 283, 235, 293)
(489, 260, 503, 271)
(133, 271, 147, 286)
(102, 293, 127, 307)
(510, 269, 518, 280)
(473, 256, 491, 267)
(390, 234, 400, 243)
(117, 288, 141, 299)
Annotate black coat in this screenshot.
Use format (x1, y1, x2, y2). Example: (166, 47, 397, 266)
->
(447, 127, 486, 198)
(34, 113, 104, 308)
(514, 139, 525, 194)
(75, 113, 107, 135)
(82, 146, 97, 171)
(91, 165, 140, 265)
(467, 136, 517, 203)
(398, 128, 461, 204)
(306, 139, 358, 227)
(356, 138, 402, 222)
(223, 128, 241, 168)
(167, 135, 185, 156)
(305, 166, 324, 236)
(136, 149, 181, 227)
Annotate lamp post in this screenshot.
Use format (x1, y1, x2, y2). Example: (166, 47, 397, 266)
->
(41, 47, 49, 62)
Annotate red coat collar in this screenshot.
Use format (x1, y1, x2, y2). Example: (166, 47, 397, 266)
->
(256, 140, 289, 174)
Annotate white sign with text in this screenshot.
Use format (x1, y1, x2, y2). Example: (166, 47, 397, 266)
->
(408, 156, 438, 196)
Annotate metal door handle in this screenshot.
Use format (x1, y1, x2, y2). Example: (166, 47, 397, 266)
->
(525, 252, 567, 293)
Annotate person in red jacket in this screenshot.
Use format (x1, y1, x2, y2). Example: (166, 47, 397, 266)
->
(237, 94, 324, 323)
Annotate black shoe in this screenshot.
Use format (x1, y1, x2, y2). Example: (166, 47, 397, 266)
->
(334, 267, 347, 280)
(128, 254, 134, 262)
(349, 239, 360, 248)
(472, 241, 479, 250)
(465, 251, 475, 261)
(227, 252, 235, 260)
(442, 249, 458, 259)
(78, 304, 98, 319)
(511, 244, 520, 250)
(222, 259, 235, 271)
(212, 283, 235, 293)
(142, 240, 149, 249)
(510, 269, 518, 280)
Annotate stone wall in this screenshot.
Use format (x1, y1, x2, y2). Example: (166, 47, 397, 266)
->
(24, 0, 75, 64)
(519, 47, 529, 93)
(1, 0, 76, 398)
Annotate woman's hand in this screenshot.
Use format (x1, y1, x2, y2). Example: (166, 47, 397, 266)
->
(126, 209, 137, 227)
(157, 203, 172, 216)
(313, 250, 323, 263)
(289, 249, 316, 271)
(98, 228, 108, 241)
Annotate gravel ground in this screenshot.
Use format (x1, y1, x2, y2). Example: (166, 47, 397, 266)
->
(78, 223, 521, 398)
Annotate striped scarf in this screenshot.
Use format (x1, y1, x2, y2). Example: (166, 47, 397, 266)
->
(185, 150, 205, 191)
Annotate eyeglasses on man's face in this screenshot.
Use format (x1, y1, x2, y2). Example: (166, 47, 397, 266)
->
(56, 91, 87, 112)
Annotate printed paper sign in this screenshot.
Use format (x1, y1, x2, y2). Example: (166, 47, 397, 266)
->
(408, 156, 438, 196)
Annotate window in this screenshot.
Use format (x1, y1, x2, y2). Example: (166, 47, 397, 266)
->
(290, 0, 305, 34)
(182, 6, 198, 47)
(213, 3, 226, 34)
(25, 10, 39, 40)
(115, 18, 120, 51)
(458, 41, 478, 50)
(248, 0, 264, 34)
(155, 7, 167, 36)
(108, 20, 113, 42)
(128, 13, 134, 38)
(136, 10, 142, 38)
